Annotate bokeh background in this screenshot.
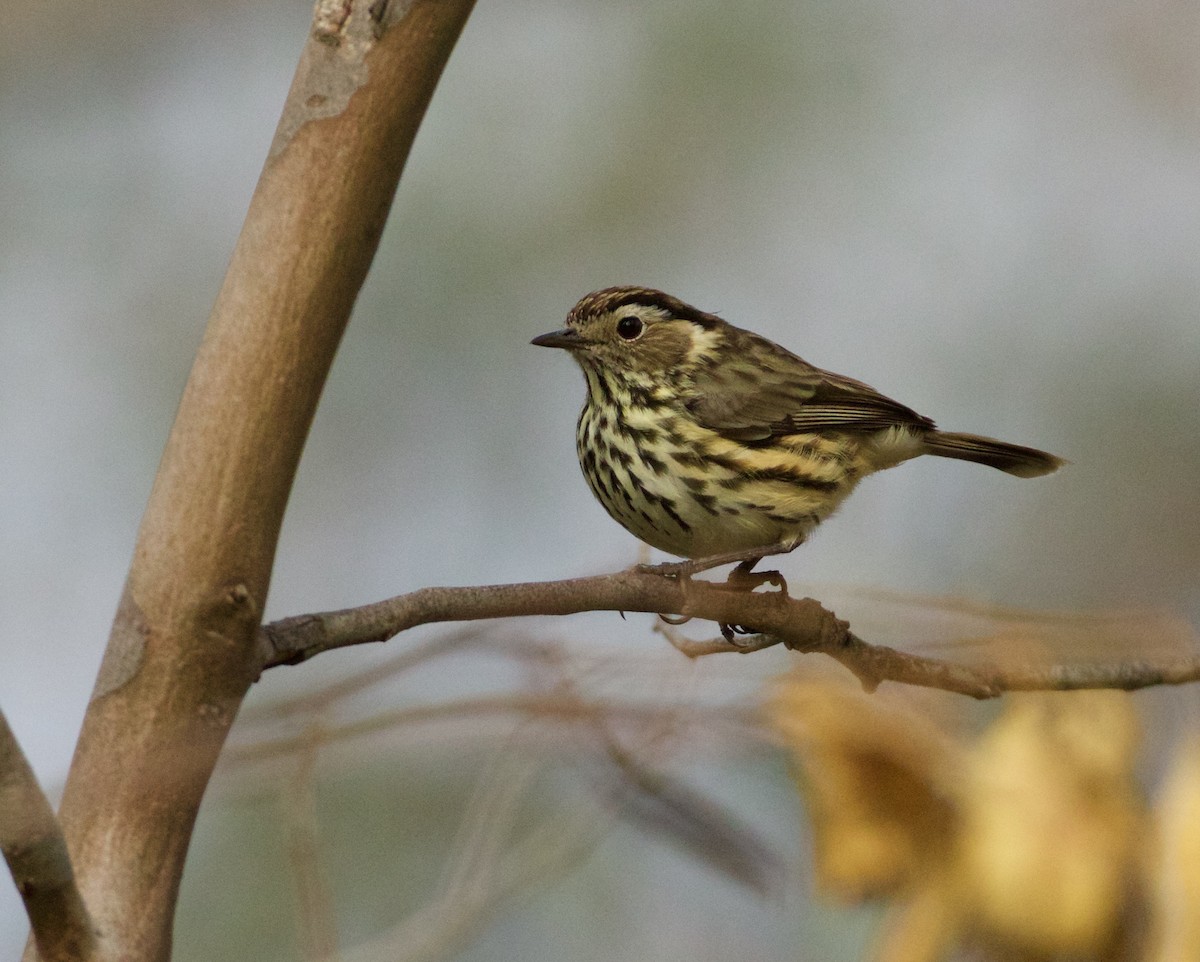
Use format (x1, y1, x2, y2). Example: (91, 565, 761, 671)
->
(2, 0, 1199, 958)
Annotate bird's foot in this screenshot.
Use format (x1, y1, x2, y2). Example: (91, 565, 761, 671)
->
(719, 622, 762, 644)
(716, 560, 787, 642)
(638, 542, 800, 649)
(721, 559, 789, 597)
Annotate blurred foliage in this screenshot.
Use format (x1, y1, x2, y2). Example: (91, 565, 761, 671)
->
(770, 676, 1200, 961)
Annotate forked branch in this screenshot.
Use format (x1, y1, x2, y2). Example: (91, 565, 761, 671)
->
(257, 569, 1200, 699)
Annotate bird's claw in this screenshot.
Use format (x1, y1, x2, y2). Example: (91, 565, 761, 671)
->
(719, 623, 759, 644)
(724, 564, 788, 597)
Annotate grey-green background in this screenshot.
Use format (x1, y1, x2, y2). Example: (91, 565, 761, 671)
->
(3, 1, 1199, 958)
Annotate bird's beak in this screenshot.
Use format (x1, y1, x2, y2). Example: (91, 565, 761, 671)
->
(530, 328, 584, 350)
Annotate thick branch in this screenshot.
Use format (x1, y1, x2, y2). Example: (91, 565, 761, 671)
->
(48, 3, 477, 960)
(0, 710, 96, 962)
(257, 570, 1200, 699)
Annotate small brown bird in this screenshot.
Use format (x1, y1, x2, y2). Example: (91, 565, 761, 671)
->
(533, 286, 1062, 575)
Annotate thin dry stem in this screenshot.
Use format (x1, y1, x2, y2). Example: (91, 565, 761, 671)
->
(335, 744, 609, 962)
(281, 729, 341, 962)
(225, 693, 761, 767)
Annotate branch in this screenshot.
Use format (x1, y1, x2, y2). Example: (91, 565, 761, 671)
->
(48, 2, 477, 959)
(256, 570, 845, 670)
(0, 709, 96, 962)
(257, 569, 1200, 699)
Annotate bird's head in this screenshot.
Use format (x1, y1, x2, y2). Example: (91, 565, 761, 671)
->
(531, 287, 724, 377)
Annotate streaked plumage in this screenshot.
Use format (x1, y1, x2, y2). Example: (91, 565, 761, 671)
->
(533, 286, 1062, 561)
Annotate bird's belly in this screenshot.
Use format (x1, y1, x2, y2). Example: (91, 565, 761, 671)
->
(576, 407, 856, 558)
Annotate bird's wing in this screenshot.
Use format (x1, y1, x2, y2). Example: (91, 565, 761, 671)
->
(685, 333, 934, 442)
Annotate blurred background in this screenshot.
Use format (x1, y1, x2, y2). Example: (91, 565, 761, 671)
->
(2, 0, 1199, 958)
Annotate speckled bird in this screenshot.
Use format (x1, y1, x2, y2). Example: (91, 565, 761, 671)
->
(532, 286, 1062, 571)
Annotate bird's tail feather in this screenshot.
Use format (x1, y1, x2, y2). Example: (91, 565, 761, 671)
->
(924, 431, 1064, 478)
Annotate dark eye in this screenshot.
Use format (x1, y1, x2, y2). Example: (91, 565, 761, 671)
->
(616, 315, 644, 340)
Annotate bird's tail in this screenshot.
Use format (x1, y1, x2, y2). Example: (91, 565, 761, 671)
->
(923, 431, 1064, 478)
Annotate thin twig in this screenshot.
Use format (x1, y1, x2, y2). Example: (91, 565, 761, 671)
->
(256, 569, 1200, 700)
(653, 617, 780, 658)
(596, 736, 784, 895)
(226, 693, 762, 766)
(0, 709, 96, 962)
(281, 726, 341, 962)
(337, 741, 610, 962)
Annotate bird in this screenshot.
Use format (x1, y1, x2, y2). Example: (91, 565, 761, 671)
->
(532, 286, 1063, 582)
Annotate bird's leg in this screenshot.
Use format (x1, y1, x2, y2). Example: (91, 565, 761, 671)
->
(636, 538, 801, 581)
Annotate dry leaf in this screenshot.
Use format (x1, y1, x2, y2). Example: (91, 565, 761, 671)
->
(768, 677, 962, 901)
(958, 692, 1142, 957)
(1146, 737, 1200, 962)
(771, 678, 1146, 961)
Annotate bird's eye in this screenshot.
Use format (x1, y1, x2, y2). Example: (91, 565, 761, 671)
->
(616, 316, 644, 340)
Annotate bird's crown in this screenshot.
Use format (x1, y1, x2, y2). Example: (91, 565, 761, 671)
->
(566, 286, 720, 329)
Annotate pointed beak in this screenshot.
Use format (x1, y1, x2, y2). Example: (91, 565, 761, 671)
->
(531, 328, 584, 350)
